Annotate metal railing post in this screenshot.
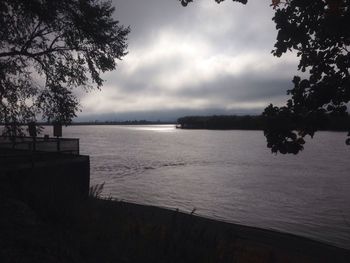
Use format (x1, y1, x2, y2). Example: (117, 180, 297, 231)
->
(57, 137, 60, 152)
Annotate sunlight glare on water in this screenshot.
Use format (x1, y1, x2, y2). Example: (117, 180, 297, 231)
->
(123, 125, 177, 132)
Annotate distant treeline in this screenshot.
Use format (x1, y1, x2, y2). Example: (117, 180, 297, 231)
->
(177, 115, 350, 131)
(70, 120, 175, 125)
(1, 120, 175, 126)
(177, 115, 264, 130)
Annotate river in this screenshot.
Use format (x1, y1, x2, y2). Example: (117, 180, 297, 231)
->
(60, 125, 350, 249)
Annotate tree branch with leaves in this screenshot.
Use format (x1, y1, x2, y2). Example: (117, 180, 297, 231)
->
(264, 0, 350, 154)
(0, 0, 129, 135)
(180, 0, 350, 154)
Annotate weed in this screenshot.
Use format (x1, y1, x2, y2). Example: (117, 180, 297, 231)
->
(89, 183, 105, 199)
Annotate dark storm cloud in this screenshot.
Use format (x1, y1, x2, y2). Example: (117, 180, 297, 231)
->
(172, 74, 292, 102)
(76, 0, 300, 121)
(113, 0, 276, 51)
(112, 0, 186, 42)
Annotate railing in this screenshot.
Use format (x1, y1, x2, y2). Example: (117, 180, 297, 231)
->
(0, 136, 79, 155)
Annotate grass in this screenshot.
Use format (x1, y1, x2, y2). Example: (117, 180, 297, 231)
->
(88, 182, 105, 199)
(1, 182, 350, 263)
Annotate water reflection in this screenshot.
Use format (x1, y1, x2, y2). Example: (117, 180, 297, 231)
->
(124, 124, 176, 132)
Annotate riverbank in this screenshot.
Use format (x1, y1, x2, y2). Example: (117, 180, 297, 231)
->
(176, 115, 350, 131)
(1, 188, 349, 263)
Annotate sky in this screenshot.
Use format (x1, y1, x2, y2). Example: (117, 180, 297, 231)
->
(76, 0, 300, 122)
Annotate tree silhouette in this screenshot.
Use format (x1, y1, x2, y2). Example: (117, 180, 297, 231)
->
(179, 0, 247, 7)
(0, 0, 129, 135)
(180, 0, 350, 154)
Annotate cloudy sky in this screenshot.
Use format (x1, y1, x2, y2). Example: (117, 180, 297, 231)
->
(76, 0, 300, 122)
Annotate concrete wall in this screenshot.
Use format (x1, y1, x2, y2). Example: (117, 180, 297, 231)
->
(3, 155, 90, 208)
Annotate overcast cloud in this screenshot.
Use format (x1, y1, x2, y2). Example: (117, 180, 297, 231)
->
(76, 0, 300, 122)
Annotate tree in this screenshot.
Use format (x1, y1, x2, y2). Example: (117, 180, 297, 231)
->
(180, 0, 350, 154)
(179, 0, 247, 7)
(0, 0, 129, 135)
(263, 0, 350, 154)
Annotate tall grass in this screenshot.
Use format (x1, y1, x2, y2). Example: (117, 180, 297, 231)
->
(89, 183, 105, 198)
